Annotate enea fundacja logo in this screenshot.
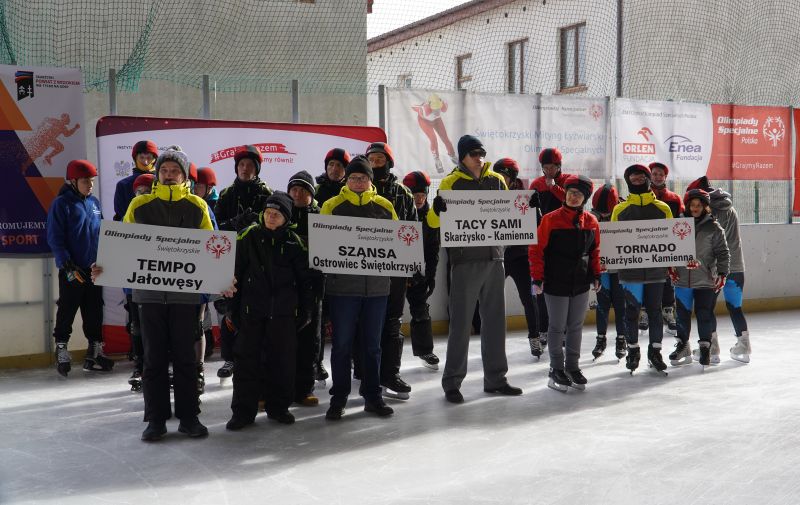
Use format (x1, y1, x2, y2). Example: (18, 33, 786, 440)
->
(622, 127, 656, 155)
(397, 225, 420, 246)
(664, 135, 701, 155)
(672, 221, 692, 240)
(15, 70, 34, 100)
(762, 116, 785, 148)
(206, 234, 232, 259)
(514, 194, 531, 215)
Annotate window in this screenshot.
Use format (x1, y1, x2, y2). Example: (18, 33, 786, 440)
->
(560, 23, 587, 91)
(456, 53, 473, 90)
(508, 39, 527, 93)
(397, 74, 412, 88)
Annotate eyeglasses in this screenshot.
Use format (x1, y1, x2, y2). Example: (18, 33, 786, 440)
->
(348, 175, 370, 183)
(468, 150, 487, 158)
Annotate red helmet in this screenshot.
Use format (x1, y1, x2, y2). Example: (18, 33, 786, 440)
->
(538, 148, 562, 165)
(131, 140, 158, 160)
(591, 183, 619, 213)
(196, 167, 217, 187)
(648, 161, 669, 176)
(66, 160, 98, 180)
(493, 158, 520, 178)
(365, 142, 395, 169)
(233, 145, 263, 175)
(133, 173, 155, 193)
(402, 170, 431, 194)
(188, 162, 198, 183)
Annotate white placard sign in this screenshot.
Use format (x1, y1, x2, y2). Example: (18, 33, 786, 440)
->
(599, 218, 696, 269)
(95, 221, 237, 293)
(438, 190, 538, 247)
(308, 214, 424, 277)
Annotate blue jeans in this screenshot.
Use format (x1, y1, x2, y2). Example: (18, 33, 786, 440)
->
(328, 295, 388, 407)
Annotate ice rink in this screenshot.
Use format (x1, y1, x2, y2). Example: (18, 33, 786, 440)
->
(0, 310, 797, 505)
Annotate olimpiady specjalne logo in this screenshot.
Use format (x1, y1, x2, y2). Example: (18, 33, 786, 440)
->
(206, 234, 232, 258)
(397, 225, 420, 246)
(672, 221, 692, 240)
(514, 194, 531, 215)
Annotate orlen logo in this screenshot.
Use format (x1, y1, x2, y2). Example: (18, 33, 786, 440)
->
(664, 135, 702, 154)
(622, 127, 655, 155)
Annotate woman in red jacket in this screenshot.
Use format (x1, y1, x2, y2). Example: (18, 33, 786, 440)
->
(529, 175, 601, 392)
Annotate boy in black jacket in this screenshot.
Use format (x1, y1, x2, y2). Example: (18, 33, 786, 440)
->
(222, 192, 313, 429)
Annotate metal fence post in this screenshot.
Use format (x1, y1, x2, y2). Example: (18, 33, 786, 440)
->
(291, 79, 299, 123)
(754, 181, 760, 223)
(42, 258, 53, 354)
(378, 84, 386, 131)
(202, 75, 210, 119)
(789, 106, 795, 224)
(108, 68, 117, 115)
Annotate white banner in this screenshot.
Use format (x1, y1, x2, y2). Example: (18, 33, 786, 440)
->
(439, 190, 537, 247)
(95, 221, 237, 294)
(308, 214, 423, 277)
(599, 218, 696, 269)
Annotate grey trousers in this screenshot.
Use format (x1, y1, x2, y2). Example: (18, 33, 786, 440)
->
(442, 261, 509, 391)
(544, 291, 590, 371)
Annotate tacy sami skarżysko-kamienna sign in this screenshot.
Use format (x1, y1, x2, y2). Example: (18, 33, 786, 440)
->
(438, 190, 538, 247)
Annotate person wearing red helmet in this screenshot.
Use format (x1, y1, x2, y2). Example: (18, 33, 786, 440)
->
(611, 164, 673, 374)
(46, 160, 113, 378)
(589, 183, 627, 362)
(113, 140, 158, 221)
(529, 175, 601, 391)
(364, 141, 418, 400)
(215, 145, 273, 233)
(401, 170, 440, 370)
(667, 189, 729, 368)
(315, 148, 351, 207)
(494, 158, 543, 359)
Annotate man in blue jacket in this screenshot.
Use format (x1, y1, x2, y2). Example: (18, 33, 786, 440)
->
(46, 160, 113, 377)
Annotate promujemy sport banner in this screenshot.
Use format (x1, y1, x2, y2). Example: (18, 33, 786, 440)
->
(614, 98, 791, 181)
(0, 64, 85, 254)
(386, 89, 609, 181)
(97, 116, 386, 352)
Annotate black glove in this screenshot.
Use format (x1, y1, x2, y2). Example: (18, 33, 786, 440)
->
(213, 297, 231, 314)
(528, 191, 541, 209)
(411, 271, 425, 286)
(425, 276, 436, 299)
(433, 195, 447, 215)
(296, 308, 313, 331)
(63, 260, 87, 283)
(233, 209, 259, 230)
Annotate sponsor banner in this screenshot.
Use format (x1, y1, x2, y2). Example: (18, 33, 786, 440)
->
(386, 89, 608, 181)
(438, 190, 538, 247)
(599, 218, 696, 269)
(95, 221, 236, 294)
(308, 214, 423, 277)
(0, 65, 85, 254)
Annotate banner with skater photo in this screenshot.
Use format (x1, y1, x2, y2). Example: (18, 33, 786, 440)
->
(599, 218, 696, 269)
(0, 65, 85, 254)
(438, 190, 538, 247)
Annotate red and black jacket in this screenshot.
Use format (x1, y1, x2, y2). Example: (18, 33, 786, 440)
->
(529, 172, 569, 216)
(652, 185, 684, 218)
(528, 206, 601, 297)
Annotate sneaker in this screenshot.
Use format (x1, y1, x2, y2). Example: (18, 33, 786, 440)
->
(484, 383, 523, 396)
(325, 405, 345, 421)
(566, 369, 588, 391)
(83, 341, 114, 372)
(710, 332, 721, 364)
(55, 343, 71, 377)
(298, 394, 319, 407)
(225, 416, 254, 431)
(315, 363, 329, 382)
(267, 411, 295, 424)
(419, 353, 440, 370)
(614, 336, 627, 360)
(178, 417, 209, 438)
(141, 420, 167, 442)
(444, 389, 464, 404)
(730, 331, 751, 363)
(364, 401, 394, 417)
(217, 361, 234, 379)
(547, 368, 571, 392)
(381, 375, 411, 400)
(592, 335, 607, 360)
(528, 337, 542, 358)
(669, 339, 692, 366)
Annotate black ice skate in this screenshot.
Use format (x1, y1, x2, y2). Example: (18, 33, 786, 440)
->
(83, 341, 114, 372)
(539, 332, 548, 350)
(419, 353, 440, 370)
(614, 336, 627, 360)
(592, 335, 607, 361)
(698, 341, 711, 370)
(547, 368, 571, 392)
(217, 360, 234, 384)
(625, 345, 641, 374)
(669, 338, 692, 366)
(55, 343, 71, 377)
(566, 369, 587, 391)
(381, 375, 411, 400)
(529, 337, 542, 359)
(647, 344, 668, 376)
(315, 362, 329, 385)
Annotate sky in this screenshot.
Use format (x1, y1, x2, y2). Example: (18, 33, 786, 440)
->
(367, 0, 471, 39)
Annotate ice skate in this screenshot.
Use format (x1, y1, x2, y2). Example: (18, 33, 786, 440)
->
(55, 343, 71, 377)
(528, 337, 542, 360)
(547, 368, 571, 392)
(710, 332, 721, 365)
(566, 369, 587, 391)
(614, 336, 627, 361)
(592, 335, 607, 361)
(315, 362, 329, 386)
(217, 360, 234, 385)
(539, 332, 548, 351)
(663, 306, 677, 337)
(698, 340, 711, 370)
(83, 341, 114, 372)
(638, 311, 649, 339)
(669, 338, 692, 366)
(433, 155, 444, 174)
(381, 375, 411, 400)
(625, 345, 641, 374)
(730, 331, 751, 363)
(128, 369, 142, 392)
(419, 353, 440, 370)
(647, 344, 668, 376)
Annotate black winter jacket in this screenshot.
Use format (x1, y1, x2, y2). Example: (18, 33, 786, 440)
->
(215, 177, 273, 231)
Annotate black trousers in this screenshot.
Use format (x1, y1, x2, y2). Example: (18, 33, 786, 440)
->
(380, 277, 408, 380)
(231, 315, 296, 419)
(295, 291, 322, 400)
(219, 313, 236, 362)
(53, 270, 103, 344)
(125, 294, 143, 371)
(138, 303, 200, 422)
(406, 280, 433, 356)
(504, 255, 540, 340)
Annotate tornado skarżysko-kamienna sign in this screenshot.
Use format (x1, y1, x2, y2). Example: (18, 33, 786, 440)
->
(438, 190, 538, 247)
(599, 218, 696, 269)
(308, 214, 424, 277)
(95, 221, 237, 293)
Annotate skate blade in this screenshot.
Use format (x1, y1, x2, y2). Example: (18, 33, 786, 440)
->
(421, 360, 439, 371)
(382, 388, 410, 400)
(730, 353, 750, 363)
(547, 380, 568, 392)
(665, 328, 677, 337)
(568, 383, 586, 391)
(219, 376, 232, 387)
(669, 356, 693, 366)
(710, 356, 721, 365)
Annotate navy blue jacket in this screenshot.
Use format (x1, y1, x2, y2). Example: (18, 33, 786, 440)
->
(46, 184, 102, 270)
(113, 167, 152, 221)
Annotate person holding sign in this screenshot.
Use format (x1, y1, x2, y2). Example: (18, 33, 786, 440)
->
(611, 164, 673, 375)
(529, 175, 600, 391)
(118, 146, 214, 441)
(667, 189, 729, 368)
(428, 135, 522, 404)
(321, 156, 398, 420)
(221, 192, 313, 429)
(46, 160, 113, 378)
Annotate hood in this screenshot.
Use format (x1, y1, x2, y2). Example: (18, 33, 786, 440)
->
(709, 188, 732, 210)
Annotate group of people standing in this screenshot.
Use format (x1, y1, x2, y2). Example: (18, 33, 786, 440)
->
(44, 132, 751, 442)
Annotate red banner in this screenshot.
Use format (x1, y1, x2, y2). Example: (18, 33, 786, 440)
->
(794, 109, 800, 216)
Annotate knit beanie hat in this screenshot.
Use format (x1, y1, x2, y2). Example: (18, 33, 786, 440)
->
(493, 158, 520, 180)
(539, 148, 562, 165)
(155, 146, 190, 179)
(234, 145, 263, 176)
(564, 174, 593, 203)
(686, 175, 711, 192)
(591, 183, 620, 214)
(345, 155, 374, 181)
(402, 170, 431, 194)
(457, 135, 485, 162)
(287, 170, 316, 197)
(263, 191, 294, 224)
